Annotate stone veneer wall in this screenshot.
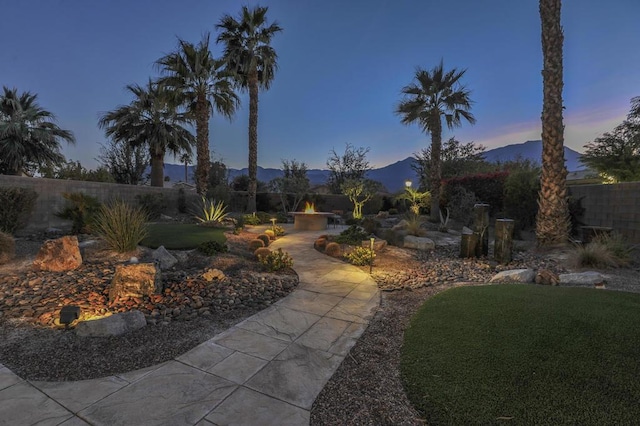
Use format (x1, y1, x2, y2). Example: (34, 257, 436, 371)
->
(568, 182, 640, 243)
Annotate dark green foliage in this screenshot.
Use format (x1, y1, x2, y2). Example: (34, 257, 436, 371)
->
(258, 248, 293, 272)
(344, 246, 375, 266)
(233, 214, 245, 230)
(402, 285, 640, 425)
(136, 193, 167, 220)
(335, 224, 368, 245)
(256, 234, 270, 247)
(443, 171, 507, 216)
(197, 240, 228, 256)
(503, 165, 540, 230)
(0, 187, 38, 234)
(177, 188, 187, 213)
(94, 200, 148, 252)
(55, 192, 102, 234)
(568, 196, 586, 236)
(243, 213, 262, 225)
(345, 217, 361, 226)
(255, 211, 273, 224)
(361, 217, 379, 234)
(442, 185, 479, 226)
(256, 193, 274, 212)
(388, 208, 398, 215)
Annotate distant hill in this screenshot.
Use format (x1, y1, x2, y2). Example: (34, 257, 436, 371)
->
(159, 140, 583, 193)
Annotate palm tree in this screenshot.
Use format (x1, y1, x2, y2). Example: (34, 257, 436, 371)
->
(98, 80, 194, 187)
(156, 33, 239, 195)
(537, 0, 570, 246)
(396, 61, 475, 221)
(180, 152, 191, 183)
(0, 86, 75, 175)
(216, 5, 283, 213)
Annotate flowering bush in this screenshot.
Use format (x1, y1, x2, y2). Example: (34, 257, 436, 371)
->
(258, 248, 294, 272)
(344, 246, 375, 266)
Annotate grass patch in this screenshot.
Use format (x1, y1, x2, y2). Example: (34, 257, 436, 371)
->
(401, 285, 640, 425)
(141, 223, 227, 250)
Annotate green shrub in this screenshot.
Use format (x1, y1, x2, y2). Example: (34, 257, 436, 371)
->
(193, 196, 228, 224)
(257, 234, 270, 247)
(248, 239, 265, 250)
(0, 187, 38, 234)
(335, 225, 368, 245)
(325, 242, 342, 257)
(344, 246, 375, 266)
(136, 193, 167, 220)
(405, 215, 427, 237)
(55, 192, 102, 234)
(0, 231, 15, 264)
(197, 240, 228, 256)
(503, 166, 540, 230)
(594, 232, 631, 266)
(443, 171, 508, 216)
(275, 212, 289, 223)
(264, 229, 275, 240)
(443, 185, 479, 226)
(361, 217, 379, 234)
(315, 237, 328, 251)
(243, 213, 262, 225)
(345, 217, 361, 226)
(254, 247, 271, 259)
(258, 248, 294, 272)
(388, 208, 398, 215)
(94, 200, 148, 253)
(256, 211, 273, 224)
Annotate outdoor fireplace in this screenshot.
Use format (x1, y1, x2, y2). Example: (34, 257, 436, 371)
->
(290, 202, 334, 231)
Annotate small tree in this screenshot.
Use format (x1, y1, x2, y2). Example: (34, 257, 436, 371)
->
(580, 96, 640, 183)
(97, 138, 149, 185)
(326, 143, 371, 194)
(341, 178, 381, 220)
(396, 186, 431, 216)
(270, 159, 310, 213)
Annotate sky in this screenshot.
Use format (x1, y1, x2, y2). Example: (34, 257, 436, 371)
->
(2, 0, 639, 171)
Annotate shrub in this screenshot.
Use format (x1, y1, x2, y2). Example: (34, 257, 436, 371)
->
(0, 187, 38, 234)
(571, 232, 631, 268)
(254, 246, 271, 259)
(257, 234, 270, 247)
(55, 192, 102, 234)
(405, 215, 427, 237)
(335, 225, 368, 245)
(315, 237, 328, 250)
(380, 229, 399, 246)
(443, 184, 479, 226)
(136, 193, 167, 220)
(258, 248, 294, 272)
(345, 217, 361, 226)
(0, 231, 15, 264)
(264, 229, 275, 240)
(503, 167, 540, 230)
(256, 211, 273, 224)
(248, 239, 265, 250)
(594, 232, 631, 266)
(274, 225, 285, 237)
(344, 246, 375, 266)
(568, 196, 586, 236)
(94, 200, 148, 253)
(197, 240, 228, 256)
(388, 208, 398, 215)
(361, 217, 379, 234)
(193, 196, 228, 224)
(243, 213, 262, 225)
(443, 171, 508, 216)
(325, 242, 342, 257)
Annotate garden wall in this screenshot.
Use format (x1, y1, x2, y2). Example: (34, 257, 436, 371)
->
(569, 182, 640, 243)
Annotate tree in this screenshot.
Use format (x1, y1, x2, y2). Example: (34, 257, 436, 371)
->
(396, 186, 431, 216)
(216, 5, 283, 212)
(0, 86, 75, 175)
(180, 152, 191, 183)
(270, 159, 310, 213)
(97, 138, 149, 185)
(208, 159, 229, 189)
(413, 138, 489, 188)
(98, 80, 194, 187)
(40, 159, 114, 182)
(341, 178, 382, 220)
(326, 143, 371, 194)
(580, 96, 640, 183)
(536, 0, 571, 246)
(396, 61, 476, 221)
(156, 33, 239, 194)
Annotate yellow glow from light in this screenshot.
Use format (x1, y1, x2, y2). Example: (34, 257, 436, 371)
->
(304, 202, 316, 213)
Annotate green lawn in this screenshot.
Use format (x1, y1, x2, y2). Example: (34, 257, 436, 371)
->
(141, 223, 227, 250)
(401, 284, 640, 425)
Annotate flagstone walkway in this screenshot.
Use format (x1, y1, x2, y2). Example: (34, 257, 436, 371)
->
(0, 227, 380, 425)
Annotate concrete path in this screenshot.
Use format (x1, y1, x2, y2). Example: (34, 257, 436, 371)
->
(0, 227, 380, 425)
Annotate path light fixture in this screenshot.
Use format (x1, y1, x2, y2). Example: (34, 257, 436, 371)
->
(270, 218, 277, 237)
(405, 179, 412, 188)
(369, 237, 375, 274)
(59, 305, 81, 328)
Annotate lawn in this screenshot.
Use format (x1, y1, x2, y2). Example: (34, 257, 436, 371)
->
(141, 223, 227, 250)
(401, 284, 640, 425)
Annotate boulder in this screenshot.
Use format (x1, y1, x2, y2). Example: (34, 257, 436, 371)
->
(490, 269, 536, 283)
(202, 268, 225, 282)
(392, 220, 409, 231)
(75, 310, 147, 337)
(152, 245, 178, 270)
(559, 271, 606, 286)
(535, 269, 560, 286)
(361, 239, 388, 251)
(32, 236, 82, 272)
(403, 235, 435, 251)
(109, 263, 162, 302)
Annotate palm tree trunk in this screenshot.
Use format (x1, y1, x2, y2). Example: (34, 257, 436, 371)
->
(150, 153, 165, 187)
(195, 95, 210, 195)
(537, 0, 570, 246)
(429, 116, 443, 221)
(247, 72, 259, 213)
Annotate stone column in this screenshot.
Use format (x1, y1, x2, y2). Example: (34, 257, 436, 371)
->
(460, 228, 478, 258)
(494, 219, 515, 264)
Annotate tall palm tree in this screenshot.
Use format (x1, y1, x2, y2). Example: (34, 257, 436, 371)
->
(537, 0, 570, 246)
(396, 61, 475, 220)
(98, 80, 194, 187)
(216, 5, 283, 213)
(156, 33, 239, 195)
(0, 86, 75, 175)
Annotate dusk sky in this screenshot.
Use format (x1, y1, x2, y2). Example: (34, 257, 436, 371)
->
(3, 0, 639, 171)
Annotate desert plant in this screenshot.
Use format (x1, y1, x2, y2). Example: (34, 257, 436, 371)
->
(197, 240, 228, 256)
(273, 225, 285, 237)
(438, 207, 450, 232)
(0, 231, 15, 264)
(193, 196, 228, 224)
(243, 213, 262, 225)
(444, 184, 479, 226)
(258, 248, 294, 272)
(256, 234, 270, 247)
(94, 200, 148, 252)
(55, 192, 102, 234)
(264, 229, 275, 240)
(335, 225, 368, 245)
(325, 242, 342, 257)
(344, 246, 375, 266)
(361, 217, 380, 234)
(0, 187, 38, 234)
(315, 237, 328, 251)
(572, 242, 619, 268)
(254, 247, 271, 259)
(593, 232, 631, 266)
(136, 193, 167, 220)
(405, 215, 427, 237)
(248, 239, 265, 250)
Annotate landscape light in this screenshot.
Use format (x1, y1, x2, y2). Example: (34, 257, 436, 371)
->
(369, 237, 375, 274)
(270, 218, 277, 236)
(405, 179, 412, 188)
(59, 305, 81, 328)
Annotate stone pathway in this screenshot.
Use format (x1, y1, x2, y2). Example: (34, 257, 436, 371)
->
(0, 227, 380, 425)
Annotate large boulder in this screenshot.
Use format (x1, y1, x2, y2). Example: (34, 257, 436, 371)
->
(361, 239, 388, 251)
(75, 310, 147, 337)
(32, 236, 82, 272)
(403, 235, 435, 251)
(152, 245, 178, 270)
(490, 269, 536, 283)
(392, 220, 409, 231)
(559, 271, 606, 286)
(109, 263, 162, 302)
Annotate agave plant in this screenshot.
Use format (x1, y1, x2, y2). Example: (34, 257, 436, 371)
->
(194, 196, 229, 225)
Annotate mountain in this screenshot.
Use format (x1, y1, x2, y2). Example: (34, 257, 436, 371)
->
(159, 140, 583, 193)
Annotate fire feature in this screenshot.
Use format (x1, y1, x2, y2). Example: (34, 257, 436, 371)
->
(290, 203, 334, 231)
